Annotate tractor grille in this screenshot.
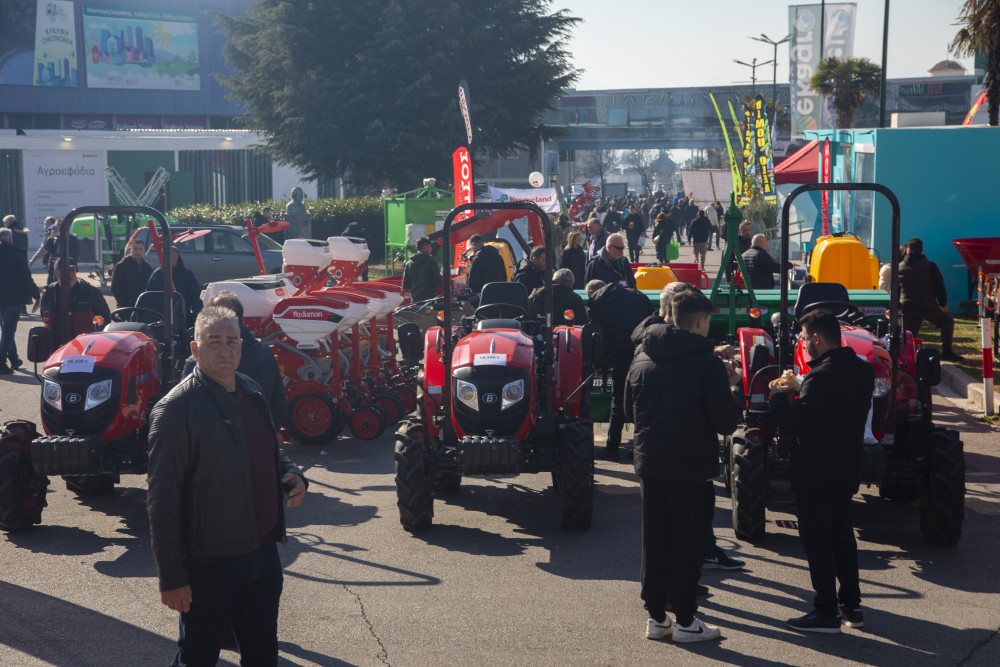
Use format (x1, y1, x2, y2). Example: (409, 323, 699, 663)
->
(41, 366, 120, 437)
(452, 366, 530, 437)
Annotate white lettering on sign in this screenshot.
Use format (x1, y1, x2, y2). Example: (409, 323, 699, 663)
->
(62, 355, 96, 373)
(474, 353, 507, 366)
(288, 309, 325, 319)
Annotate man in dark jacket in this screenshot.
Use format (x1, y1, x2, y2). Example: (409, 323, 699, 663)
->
(514, 246, 547, 292)
(0, 228, 40, 374)
(147, 247, 204, 328)
(529, 268, 588, 326)
(586, 218, 609, 263)
(742, 234, 786, 289)
(2, 214, 29, 258)
(466, 234, 508, 294)
(402, 237, 441, 303)
(587, 279, 655, 461)
(603, 202, 624, 233)
(40, 258, 112, 344)
(770, 309, 875, 634)
(688, 211, 714, 270)
(898, 237, 960, 361)
(623, 208, 646, 264)
(42, 225, 81, 284)
(726, 222, 753, 281)
(182, 291, 288, 430)
(625, 289, 741, 642)
(148, 306, 307, 665)
(585, 233, 636, 289)
(111, 238, 154, 308)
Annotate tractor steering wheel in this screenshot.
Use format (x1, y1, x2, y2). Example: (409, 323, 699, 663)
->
(474, 303, 528, 321)
(111, 307, 166, 326)
(801, 301, 866, 326)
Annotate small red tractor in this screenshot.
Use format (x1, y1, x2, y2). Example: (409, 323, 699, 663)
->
(724, 183, 965, 545)
(1, 206, 181, 532)
(393, 202, 604, 532)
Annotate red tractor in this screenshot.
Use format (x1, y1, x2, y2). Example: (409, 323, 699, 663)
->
(724, 183, 965, 545)
(0, 207, 181, 532)
(393, 202, 603, 532)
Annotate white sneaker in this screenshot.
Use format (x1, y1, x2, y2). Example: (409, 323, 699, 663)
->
(672, 617, 722, 643)
(646, 617, 673, 640)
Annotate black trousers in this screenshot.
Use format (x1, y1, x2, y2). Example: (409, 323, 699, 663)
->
(640, 477, 715, 626)
(903, 305, 954, 354)
(627, 238, 642, 264)
(172, 541, 283, 667)
(795, 493, 861, 616)
(606, 347, 633, 449)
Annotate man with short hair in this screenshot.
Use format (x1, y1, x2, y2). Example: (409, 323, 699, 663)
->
(529, 268, 588, 326)
(727, 222, 753, 281)
(111, 239, 154, 308)
(742, 234, 786, 290)
(148, 306, 307, 665)
(402, 237, 441, 303)
(622, 207, 646, 264)
(514, 246, 547, 292)
(898, 237, 960, 361)
(585, 232, 636, 289)
(147, 247, 203, 328)
(770, 309, 875, 634)
(0, 227, 40, 374)
(40, 258, 112, 343)
(625, 290, 741, 643)
(466, 234, 507, 294)
(586, 219, 609, 263)
(2, 214, 29, 259)
(603, 202, 624, 233)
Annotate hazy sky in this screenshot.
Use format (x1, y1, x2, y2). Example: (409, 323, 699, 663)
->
(558, 0, 975, 90)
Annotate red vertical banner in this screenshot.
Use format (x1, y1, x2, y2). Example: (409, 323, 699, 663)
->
(452, 146, 474, 269)
(821, 138, 831, 236)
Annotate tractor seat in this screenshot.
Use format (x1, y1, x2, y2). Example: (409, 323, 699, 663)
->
(478, 282, 529, 314)
(475, 318, 522, 331)
(794, 282, 850, 320)
(104, 321, 154, 338)
(134, 291, 187, 338)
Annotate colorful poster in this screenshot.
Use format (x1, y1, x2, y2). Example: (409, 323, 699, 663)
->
(788, 3, 857, 137)
(33, 0, 79, 87)
(821, 139, 831, 235)
(709, 93, 742, 200)
(753, 98, 777, 204)
(22, 150, 110, 252)
(741, 104, 755, 202)
(83, 5, 200, 90)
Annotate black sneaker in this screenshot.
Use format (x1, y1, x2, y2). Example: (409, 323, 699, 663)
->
(9, 358, 23, 371)
(787, 610, 841, 634)
(839, 605, 864, 629)
(703, 547, 746, 570)
(595, 447, 621, 462)
(0, 365, 12, 376)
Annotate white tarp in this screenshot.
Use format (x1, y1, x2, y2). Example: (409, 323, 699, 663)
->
(680, 170, 732, 208)
(22, 150, 109, 250)
(488, 187, 560, 214)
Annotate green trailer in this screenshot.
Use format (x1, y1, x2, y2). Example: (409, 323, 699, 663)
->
(70, 212, 177, 286)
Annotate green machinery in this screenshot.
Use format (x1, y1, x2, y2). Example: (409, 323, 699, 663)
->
(384, 183, 454, 275)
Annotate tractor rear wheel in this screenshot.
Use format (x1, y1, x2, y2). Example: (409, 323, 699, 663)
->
(0, 421, 49, 533)
(394, 421, 432, 532)
(288, 395, 344, 446)
(919, 428, 965, 545)
(64, 474, 117, 496)
(730, 426, 767, 541)
(556, 419, 594, 530)
(721, 436, 733, 495)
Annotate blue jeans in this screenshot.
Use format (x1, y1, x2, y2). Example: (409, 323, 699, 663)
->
(0, 306, 21, 365)
(171, 541, 283, 667)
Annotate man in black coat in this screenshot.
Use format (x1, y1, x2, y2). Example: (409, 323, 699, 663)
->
(623, 208, 646, 264)
(726, 222, 753, 281)
(586, 218, 609, 263)
(742, 234, 788, 290)
(898, 237, 960, 361)
(111, 238, 154, 308)
(402, 237, 441, 303)
(147, 247, 204, 328)
(513, 246, 547, 292)
(2, 214, 29, 258)
(770, 309, 875, 634)
(529, 268, 588, 326)
(466, 234, 508, 294)
(587, 279, 654, 461)
(40, 258, 112, 344)
(0, 228, 40, 374)
(625, 289, 741, 642)
(603, 202, 624, 233)
(585, 233, 636, 289)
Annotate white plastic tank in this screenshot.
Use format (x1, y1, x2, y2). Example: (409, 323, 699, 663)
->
(201, 275, 295, 319)
(283, 239, 330, 269)
(326, 236, 370, 266)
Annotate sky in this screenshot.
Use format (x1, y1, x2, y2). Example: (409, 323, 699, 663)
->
(557, 0, 975, 90)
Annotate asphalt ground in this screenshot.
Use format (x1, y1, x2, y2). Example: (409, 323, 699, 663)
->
(1, 235, 998, 666)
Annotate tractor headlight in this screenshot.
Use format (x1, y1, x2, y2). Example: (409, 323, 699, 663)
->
(85, 379, 113, 410)
(43, 380, 61, 410)
(501, 379, 524, 410)
(456, 380, 478, 411)
(872, 377, 890, 398)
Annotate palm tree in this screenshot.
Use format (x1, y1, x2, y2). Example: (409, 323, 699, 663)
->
(808, 57, 883, 129)
(952, 0, 1000, 126)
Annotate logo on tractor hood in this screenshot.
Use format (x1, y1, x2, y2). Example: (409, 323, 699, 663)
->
(482, 393, 498, 404)
(66, 393, 81, 404)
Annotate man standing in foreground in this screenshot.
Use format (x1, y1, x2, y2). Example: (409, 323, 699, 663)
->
(148, 306, 308, 665)
(625, 290, 742, 642)
(770, 309, 874, 634)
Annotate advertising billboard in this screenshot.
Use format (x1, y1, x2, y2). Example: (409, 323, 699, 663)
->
(0, 0, 79, 87)
(23, 150, 109, 250)
(83, 4, 200, 91)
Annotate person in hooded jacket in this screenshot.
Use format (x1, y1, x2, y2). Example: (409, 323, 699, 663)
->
(466, 234, 508, 294)
(529, 268, 588, 326)
(147, 247, 204, 328)
(624, 289, 742, 643)
(587, 279, 655, 461)
(898, 237, 960, 361)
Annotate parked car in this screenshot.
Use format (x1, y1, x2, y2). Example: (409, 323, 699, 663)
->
(133, 224, 284, 285)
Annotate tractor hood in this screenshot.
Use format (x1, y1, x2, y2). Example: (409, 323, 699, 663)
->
(43, 330, 156, 375)
(452, 329, 534, 371)
(795, 324, 891, 377)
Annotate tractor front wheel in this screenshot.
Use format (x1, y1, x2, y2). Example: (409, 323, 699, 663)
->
(730, 426, 767, 541)
(288, 395, 344, 446)
(556, 419, 594, 530)
(393, 384, 418, 415)
(0, 421, 49, 533)
(919, 428, 965, 545)
(394, 421, 433, 532)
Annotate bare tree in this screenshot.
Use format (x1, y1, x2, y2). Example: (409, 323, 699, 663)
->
(578, 148, 619, 193)
(622, 149, 658, 194)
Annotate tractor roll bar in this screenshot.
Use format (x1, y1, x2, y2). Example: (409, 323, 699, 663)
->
(57, 206, 174, 360)
(780, 183, 901, 434)
(440, 202, 554, 442)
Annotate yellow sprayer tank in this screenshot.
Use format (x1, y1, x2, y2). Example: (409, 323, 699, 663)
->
(809, 235, 879, 290)
(634, 265, 677, 291)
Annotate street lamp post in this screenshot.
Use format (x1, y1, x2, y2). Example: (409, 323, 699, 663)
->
(750, 33, 791, 119)
(734, 57, 774, 98)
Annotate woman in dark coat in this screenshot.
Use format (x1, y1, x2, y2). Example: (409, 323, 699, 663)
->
(651, 212, 673, 263)
(559, 231, 586, 289)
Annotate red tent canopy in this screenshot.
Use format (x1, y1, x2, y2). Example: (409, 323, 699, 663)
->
(774, 140, 819, 185)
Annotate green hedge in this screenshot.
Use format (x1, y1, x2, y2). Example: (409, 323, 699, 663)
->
(167, 197, 386, 261)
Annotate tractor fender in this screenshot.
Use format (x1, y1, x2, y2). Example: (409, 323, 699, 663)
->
(553, 325, 585, 416)
(736, 327, 776, 401)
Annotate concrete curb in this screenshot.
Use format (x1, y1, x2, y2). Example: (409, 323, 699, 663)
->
(940, 361, 994, 412)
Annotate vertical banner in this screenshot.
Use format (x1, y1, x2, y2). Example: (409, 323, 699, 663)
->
(452, 146, 474, 268)
(741, 104, 755, 202)
(23, 150, 109, 251)
(709, 93, 743, 200)
(821, 139, 831, 235)
(789, 3, 857, 138)
(964, 90, 988, 125)
(752, 98, 777, 204)
(33, 0, 79, 87)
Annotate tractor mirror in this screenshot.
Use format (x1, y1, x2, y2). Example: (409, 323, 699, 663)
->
(27, 326, 52, 363)
(397, 322, 423, 363)
(915, 348, 941, 387)
(581, 323, 604, 364)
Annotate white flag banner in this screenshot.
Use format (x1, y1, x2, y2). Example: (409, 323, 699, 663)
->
(789, 3, 857, 138)
(488, 187, 560, 214)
